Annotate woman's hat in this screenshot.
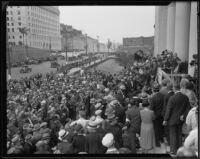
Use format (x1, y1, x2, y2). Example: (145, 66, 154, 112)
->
(102, 133, 114, 148)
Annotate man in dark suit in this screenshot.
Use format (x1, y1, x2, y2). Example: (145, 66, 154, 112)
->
(126, 98, 141, 153)
(150, 83, 165, 147)
(163, 82, 190, 155)
(162, 82, 174, 145)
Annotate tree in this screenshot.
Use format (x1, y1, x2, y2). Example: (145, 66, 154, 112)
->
(107, 39, 112, 53)
(18, 27, 29, 45)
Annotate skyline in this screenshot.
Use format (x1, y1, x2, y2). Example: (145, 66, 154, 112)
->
(59, 6, 155, 44)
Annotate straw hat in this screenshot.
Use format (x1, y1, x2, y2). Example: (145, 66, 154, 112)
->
(94, 103, 103, 110)
(58, 129, 69, 141)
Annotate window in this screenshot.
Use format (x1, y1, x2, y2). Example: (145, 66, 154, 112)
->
(18, 10, 20, 15)
(13, 36, 15, 39)
(18, 22, 21, 26)
(12, 28, 14, 32)
(8, 36, 10, 39)
(7, 23, 9, 26)
(11, 17, 13, 20)
(7, 17, 9, 21)
(12, 23, 14, 26)
(10, 11, 13, 15)
(7, 28, 10, 32)
(18, 17, 21, 20)
(20, 36, 22, 39)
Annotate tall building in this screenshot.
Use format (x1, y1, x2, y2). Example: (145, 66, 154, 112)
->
(154, 1, 198, 66)
(6, 6, 61, 51)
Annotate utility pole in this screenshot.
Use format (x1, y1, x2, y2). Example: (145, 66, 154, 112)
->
(6, 29, 11, 75)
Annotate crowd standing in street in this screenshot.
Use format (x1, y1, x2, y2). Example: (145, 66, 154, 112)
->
(6, 50, 198, 157)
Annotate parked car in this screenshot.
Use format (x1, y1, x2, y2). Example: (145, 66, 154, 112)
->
(19, 65, 32, 73)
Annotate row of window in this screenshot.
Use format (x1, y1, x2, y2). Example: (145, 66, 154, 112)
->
(7, 17, 21, 21)
(7, 22, 21, 26)
(6, 10, 20, 15)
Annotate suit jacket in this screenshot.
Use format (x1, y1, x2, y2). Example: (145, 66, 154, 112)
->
(72, 134, 86, 153)
(162, 91, 174, 116)
(164, 92, 190, 126)
(85, 132, 106, 154)
(105, 124, 123, 149)
(126, 106, 141, 134)
(57, 141, 74, 154)
(114, 106, 126, 125)
(150, 92, 165, 118)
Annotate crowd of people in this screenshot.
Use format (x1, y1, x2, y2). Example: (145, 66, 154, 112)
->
(6, 51, 198, 156)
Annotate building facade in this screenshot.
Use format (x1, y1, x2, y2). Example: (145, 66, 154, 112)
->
(6, 6, 61, 51)
(154, 1, 198, 66)
(60, 23, 107, 53)
(119, 36, 154, 55)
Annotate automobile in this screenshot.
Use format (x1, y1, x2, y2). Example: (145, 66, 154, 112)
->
(12, 63, 18, 67)
(51, 61, 60, 68)
(19, 65, 32, 73)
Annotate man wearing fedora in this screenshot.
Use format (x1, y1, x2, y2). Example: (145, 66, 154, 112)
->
(104, 114, 123, 149)
(163, 82, 190, 155)
(149, 83, 165, 147)
(85, 119, 106, 154)
(57, 129, 74, 154)
(72, 124, 86, 154)
(23, 134, 36, 154)
(126, 97, 141, 153)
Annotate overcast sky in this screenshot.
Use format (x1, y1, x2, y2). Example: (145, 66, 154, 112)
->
(59, 6, 155, 44)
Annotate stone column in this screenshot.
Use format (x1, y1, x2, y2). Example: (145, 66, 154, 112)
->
(158, 6, 168, 54)
(154, 6, 160, 57)
(188, 2, 197, 69)
(166, 2, 176, 52)
(174, 2, 191, 61)
(154, 6, 168, 56)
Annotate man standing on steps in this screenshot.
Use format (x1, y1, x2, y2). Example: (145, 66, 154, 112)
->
(149, 83, 165, 147)
(163, 82, 190, 155)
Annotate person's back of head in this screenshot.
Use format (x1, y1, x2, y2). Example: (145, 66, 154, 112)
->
(173, 82, 180, 91)
(180, 78, 189, 89)
(166, 82, 173, 91)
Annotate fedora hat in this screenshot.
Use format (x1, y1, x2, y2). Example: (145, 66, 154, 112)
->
(42, 133, 50, 140)
(33, 123, 41, 131)
(87, 120, 98, 130)
(58, 129, 69, 141)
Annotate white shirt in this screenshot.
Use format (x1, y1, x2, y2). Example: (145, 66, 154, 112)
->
(70, 118, 88, 129)
(184, 128, 198, 153)
(186, 107, 198, 131)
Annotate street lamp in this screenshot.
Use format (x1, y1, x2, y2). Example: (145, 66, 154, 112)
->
(85, 34, 88, 55)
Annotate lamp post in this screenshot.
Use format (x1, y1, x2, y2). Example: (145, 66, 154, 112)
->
(85, 34, 88, 55)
